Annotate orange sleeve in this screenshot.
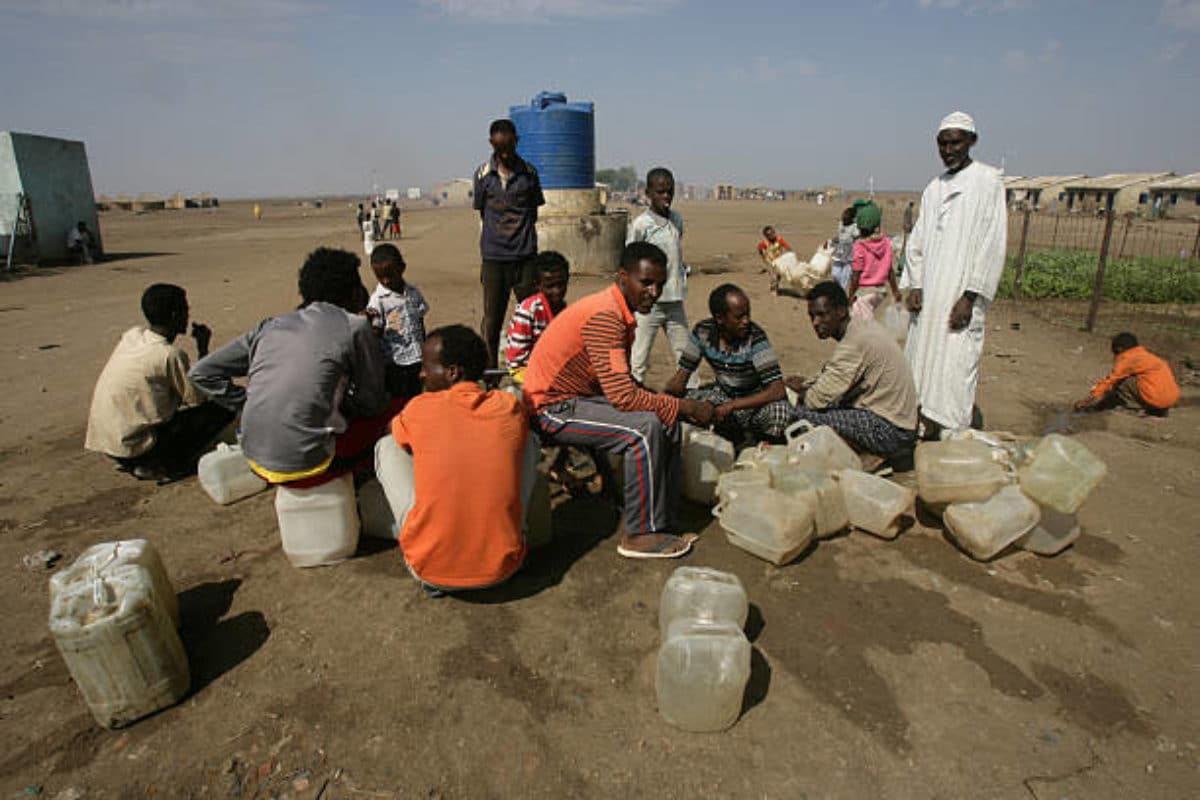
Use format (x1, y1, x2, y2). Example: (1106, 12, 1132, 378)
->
(390, 406, 414, 450)
(1090, 351, 1138, 399)
(580, 311, 679, 425)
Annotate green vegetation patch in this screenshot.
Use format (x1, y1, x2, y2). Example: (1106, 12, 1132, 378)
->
(998, 249, 1200, 303)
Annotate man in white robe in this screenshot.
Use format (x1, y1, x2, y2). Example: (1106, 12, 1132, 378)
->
(902, 111, 1007, 435)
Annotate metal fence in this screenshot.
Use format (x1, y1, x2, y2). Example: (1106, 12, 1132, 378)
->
(1006, 210, 1200, 261)
(1006, 209, 1200, 332)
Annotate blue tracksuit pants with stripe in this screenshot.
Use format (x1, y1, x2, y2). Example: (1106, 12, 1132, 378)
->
(534, 396, 680, 535)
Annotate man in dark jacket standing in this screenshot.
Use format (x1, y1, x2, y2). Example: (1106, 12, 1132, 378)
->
(473, 118, 545, 368)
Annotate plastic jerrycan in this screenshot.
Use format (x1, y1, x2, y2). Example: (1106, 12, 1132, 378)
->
(915, 439, 1009, 506)
(771, 467, 848, 539)
(274, 473, 361, 567)
(1017, 505, 1080, 556)
(944, 485, 1041, 561)
(656, 619, 751, 733)
(837, 469, 916, 539)
(198, 443, 268, 505)
(50, 540, 179, 628)
(715, 485, 815, 565)
(714, 468, 772, 506)
(680, 424, 736, 505)
(785, 420, 863, 472)
(49, 563, 190, 729)
(658, 566, 749, 639)
(1017, 434, 1107, 514)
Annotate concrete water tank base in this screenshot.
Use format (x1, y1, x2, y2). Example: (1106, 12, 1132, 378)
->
(537, 211, 628, 274)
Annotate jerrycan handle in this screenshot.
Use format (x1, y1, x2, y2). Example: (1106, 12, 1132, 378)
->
(90, 562, 117, 613)
(785, 419, 814, 443)
(711, 500, 725, 519)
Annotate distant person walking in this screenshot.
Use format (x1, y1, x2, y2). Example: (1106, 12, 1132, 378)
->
(253, 203, 262, 221)
(831, 205, 860, 290)
(902, 111, 1007, 437)
(381, 199, 394, 240)
(473, 118, 545, 368)
(356, 203, 365, 232)
(389, 201, 401, 239)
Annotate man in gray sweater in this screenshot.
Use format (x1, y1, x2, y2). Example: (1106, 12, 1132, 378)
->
(787, 281, 918, 468)
(190, 247, 389, 484)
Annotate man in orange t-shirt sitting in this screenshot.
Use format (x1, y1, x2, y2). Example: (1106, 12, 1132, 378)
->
(1074, 331, 1180, 417)
(377, 324, 539, 594)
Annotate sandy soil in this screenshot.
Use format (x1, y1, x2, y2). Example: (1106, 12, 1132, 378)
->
(1, 199, 1197, 799)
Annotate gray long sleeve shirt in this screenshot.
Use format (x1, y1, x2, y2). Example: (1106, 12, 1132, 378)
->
(189, 302, 387, 475)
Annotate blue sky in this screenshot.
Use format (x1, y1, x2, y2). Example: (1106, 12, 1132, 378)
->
(2, 0, 1197, 197)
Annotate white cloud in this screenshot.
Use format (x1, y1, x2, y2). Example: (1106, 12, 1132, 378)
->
(419, 0, 682, 21)
(1161, 0, 1200, 32)
(918, 0, 1031, 12)
(4, 0, 321, 20)
(730, 55, 816, 83)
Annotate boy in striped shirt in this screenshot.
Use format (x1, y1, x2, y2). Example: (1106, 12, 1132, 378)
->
(505, 251, 570, 385)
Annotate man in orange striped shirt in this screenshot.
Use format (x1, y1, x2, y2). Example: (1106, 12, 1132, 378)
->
(1074, 332, 1180, 416)
(524, 242, 716, 559)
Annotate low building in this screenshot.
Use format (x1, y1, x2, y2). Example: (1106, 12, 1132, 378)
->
(1063, 173, 1171, 215)
(1147, 173, 1200, 218)
(431, 178, 473, 206)
(407, 187, 422, 200)
(0, 131, 102, 262)
(714, 183, 735, 201)
(1004, 175, 1085, 211)
(131, 193, 165, 212)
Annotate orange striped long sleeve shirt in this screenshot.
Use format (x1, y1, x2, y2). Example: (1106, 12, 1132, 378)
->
(523, 284, 680, 425)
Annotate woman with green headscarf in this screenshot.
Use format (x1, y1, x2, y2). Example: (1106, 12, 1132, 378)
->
(846, 201, 901, 321)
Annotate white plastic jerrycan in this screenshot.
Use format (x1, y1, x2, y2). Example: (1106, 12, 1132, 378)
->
(274, 473, 360, 567)
(944, 485, 1041, 561)
(1017, 434, 1107, 514)
(356, 478, 397, 541)
(198, 443, 268, 506)
(659, 566, 749, 639)
(837, 469, 916, 539)
(771, 467, 848, 539)
(734, 443, 791, 472)
(715, 467, 772, 506)
(1017, 505, 1081, 556)
(49, 563, 190, 729)
(656, 620, 751, 733)
(915, 439, 1009, 506)
(715, 485, 815, 565)
(785, 420, 863, 472)
(681, 424, 736, 505)
(50, 539, 179, 628)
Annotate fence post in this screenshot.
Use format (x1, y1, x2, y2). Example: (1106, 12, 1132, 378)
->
(1051, 214, 1060, 248)
(1085, 211, 1117, 332)
(1192, 218, 1200, 260)
(1012, 206, 1032, 299)
(1117, 215, 1132, 259)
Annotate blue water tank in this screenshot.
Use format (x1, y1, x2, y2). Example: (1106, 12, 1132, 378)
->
(509, 91, 595, 190)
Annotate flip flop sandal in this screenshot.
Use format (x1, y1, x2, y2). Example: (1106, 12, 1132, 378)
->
(617, 534, 695, 560)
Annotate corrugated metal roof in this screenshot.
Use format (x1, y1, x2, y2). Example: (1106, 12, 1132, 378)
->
(1005, 175, 1086, 190)
(1064, 173, 1172, 190)
(1149, 173, 1200, 191)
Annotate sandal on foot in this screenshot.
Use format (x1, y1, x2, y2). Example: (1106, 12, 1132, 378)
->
(617, 533, 694, 560)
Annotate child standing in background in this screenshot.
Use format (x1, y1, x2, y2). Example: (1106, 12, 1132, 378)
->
(367, 244, 429, 399)
(847, 201, 900, 320)
(627, 166, 689, 385)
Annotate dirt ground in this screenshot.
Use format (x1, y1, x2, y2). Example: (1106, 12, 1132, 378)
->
(1, 199, 1198, 799)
